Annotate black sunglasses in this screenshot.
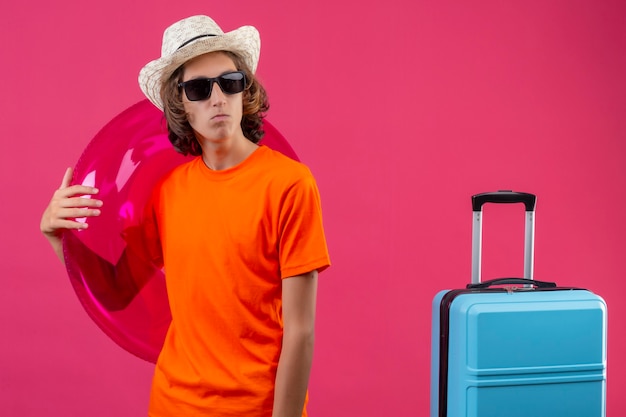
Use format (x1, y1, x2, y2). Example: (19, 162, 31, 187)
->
(178, 71, 247, 101)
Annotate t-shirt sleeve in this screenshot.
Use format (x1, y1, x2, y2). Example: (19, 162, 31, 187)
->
(278, 172, 331, 279)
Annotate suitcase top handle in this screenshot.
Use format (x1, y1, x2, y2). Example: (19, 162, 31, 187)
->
(467, 277, 557, 289)
(472, 190, 537, 212)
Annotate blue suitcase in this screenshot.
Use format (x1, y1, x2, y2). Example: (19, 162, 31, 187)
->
(430, 191, 607, 417)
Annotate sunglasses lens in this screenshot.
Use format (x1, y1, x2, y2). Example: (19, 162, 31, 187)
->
(218, 72, 246, 94)
(180, 72, 246, 101)
(183, 79, 212, 101)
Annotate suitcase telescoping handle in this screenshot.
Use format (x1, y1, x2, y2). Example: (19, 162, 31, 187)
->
(471, 191, 537, 284)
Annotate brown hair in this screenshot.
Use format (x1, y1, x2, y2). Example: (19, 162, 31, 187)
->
(160, 51, 269, 156)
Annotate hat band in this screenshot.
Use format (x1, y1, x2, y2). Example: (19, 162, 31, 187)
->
(177, 34, 217, 50)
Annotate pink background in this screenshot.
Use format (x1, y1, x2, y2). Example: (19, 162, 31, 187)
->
(1, 0, 624, 415)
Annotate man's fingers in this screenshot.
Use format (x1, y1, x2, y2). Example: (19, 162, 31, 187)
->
(60, 206, 102, 219)
(49, 207, 101, 226)
(54, 184, 100, 199)
(59, 196, 103, 209)
(60, 167, 73, 189)
(57, 167, 100, 197)
(41, 209, 97, 235)
(52, 218, 90, 231)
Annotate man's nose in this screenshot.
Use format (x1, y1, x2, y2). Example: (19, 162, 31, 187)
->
(208, 82, 226, 104)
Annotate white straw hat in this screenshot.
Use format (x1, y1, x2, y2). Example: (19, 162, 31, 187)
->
(138, 15, 260, 110)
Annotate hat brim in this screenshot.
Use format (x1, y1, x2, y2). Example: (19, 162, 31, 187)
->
(138, 25, 260, 111)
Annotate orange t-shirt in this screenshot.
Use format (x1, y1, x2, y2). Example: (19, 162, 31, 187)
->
(144, 145, 330, 416)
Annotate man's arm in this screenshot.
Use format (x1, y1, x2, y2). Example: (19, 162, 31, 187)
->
(40, 167, 102, 263)
(41, 167, 156, 311)
(272, 269, 318, 417)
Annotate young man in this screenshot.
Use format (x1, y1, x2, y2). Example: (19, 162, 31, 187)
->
(40, 15, 330, 417)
